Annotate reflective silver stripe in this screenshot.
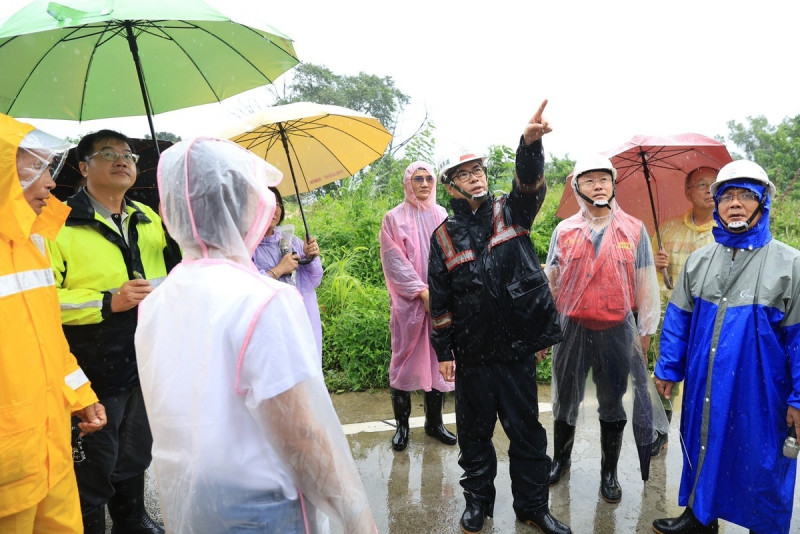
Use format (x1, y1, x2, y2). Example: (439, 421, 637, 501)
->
(0, 268, 55, 298)
(61, 299, 104, 310)
(445, 250, 475, 271)
(432, 312, 453, 329)
(65, 368, 90, 390)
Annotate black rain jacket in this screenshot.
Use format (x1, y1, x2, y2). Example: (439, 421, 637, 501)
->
(428, 139, 562, 367)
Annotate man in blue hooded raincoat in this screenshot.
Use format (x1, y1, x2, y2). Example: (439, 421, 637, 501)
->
(652, 159, 800, 534)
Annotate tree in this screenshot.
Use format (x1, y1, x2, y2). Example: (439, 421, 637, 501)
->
(725, 115, 800, 198)
(275, 63, 409, 136)
(144, 131, 182, 143)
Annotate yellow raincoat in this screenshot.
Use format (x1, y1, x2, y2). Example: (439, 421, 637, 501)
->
(0, 115, 98, 518)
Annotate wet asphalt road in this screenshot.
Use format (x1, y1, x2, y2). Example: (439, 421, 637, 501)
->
(137, 385, 800, 533)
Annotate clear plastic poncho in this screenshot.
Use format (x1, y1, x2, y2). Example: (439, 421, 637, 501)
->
(136, 137, 376, 533)
(545, 189, 668, 477)
(379, 161, 451, 392)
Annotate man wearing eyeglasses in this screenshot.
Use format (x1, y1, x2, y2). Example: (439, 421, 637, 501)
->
(428, 100, 570, 534)
(648, 167, 718, 457)
(380, 161, 455, 452)
(46, 130, 179, 534)
(544, 155, 665, 505)
(652, 159, 800, 534)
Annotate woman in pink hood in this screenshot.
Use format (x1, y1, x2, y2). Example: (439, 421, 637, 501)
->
(379, 161, 456, 451)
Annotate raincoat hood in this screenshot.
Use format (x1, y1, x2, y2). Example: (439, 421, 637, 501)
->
(157, 137, 282, 266)
(0, 113, 70, 242)
(712, 179, 772, 249)
(403, 161, 438, 210)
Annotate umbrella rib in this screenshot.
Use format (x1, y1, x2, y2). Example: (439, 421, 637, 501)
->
(282, 115, 389, 166)
(0, 24, 102, 117)
(150, 20, 298, 102)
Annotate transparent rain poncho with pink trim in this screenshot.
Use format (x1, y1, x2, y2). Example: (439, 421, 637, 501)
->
(134, 137, 376, 533)
(379, 161, 452, 392)
(544, 176, 668, 470)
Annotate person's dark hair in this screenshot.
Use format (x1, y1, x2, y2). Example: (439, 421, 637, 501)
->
(76, 129, 133, 163)
(269, 186, 285, 225)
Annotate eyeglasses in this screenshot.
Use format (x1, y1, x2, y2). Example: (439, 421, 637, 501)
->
(578, 176, 612, 188)
(717, 191, 760, 205)
(87, 149, 140, 165)
(688, 181, 713, 191)
(451, 165, 485, 183)
(412, 175, 435, 184)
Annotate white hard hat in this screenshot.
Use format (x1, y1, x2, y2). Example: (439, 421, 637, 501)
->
(571, 154, 617, 184)
(710, 159, 776, 197)
(439, 149, 485, 183)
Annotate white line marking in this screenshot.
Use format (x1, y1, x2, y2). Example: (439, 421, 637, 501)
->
(341, 403, 552, 435)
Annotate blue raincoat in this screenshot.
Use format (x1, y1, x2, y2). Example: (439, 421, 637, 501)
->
(656, 195, 800, 533)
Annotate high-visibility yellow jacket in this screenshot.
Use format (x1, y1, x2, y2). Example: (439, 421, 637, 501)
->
(47, 188, 178, 397)
(0, 115, 99, 517)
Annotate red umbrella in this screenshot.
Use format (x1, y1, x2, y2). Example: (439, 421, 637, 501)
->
(557, 133, 732, 235)
(556, 133, 732, 287)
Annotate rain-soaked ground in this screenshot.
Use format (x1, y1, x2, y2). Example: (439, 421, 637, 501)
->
(139, 384, 800, 533)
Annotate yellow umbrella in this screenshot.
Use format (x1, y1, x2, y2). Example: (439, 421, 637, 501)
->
(224, 101, 392, 238)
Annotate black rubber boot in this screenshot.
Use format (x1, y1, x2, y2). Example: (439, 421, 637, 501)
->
(107, 474, 165, 534)
(650, 409, 672, 457)
(548, 420, 576, 484)
(460, 499, 493, 534)
(599, 419, 625, 503)
(517, 509, 572, 534)
(391, 388, 412, 451)
(652, 506, 719, 533)
(424, 389, 457, 445)
(82, 507, 107, 534)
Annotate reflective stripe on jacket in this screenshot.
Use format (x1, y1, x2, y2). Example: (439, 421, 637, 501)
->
(428, 139, 562, 367)
(0, 116, 98, 517)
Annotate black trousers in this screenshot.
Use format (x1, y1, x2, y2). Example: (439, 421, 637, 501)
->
(552, 318, 633, 424)
(455, 356, 550, 516)
(71, 386, 154, 514)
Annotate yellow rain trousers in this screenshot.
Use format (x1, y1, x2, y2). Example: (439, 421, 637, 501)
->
(0, 114, 99, 530)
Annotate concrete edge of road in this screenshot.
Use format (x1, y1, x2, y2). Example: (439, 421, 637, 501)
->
(341, 402, 553, 435)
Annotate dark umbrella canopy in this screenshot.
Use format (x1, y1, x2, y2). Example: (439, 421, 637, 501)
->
(630, 355, 656, 481)
(54, 137, 171, 212)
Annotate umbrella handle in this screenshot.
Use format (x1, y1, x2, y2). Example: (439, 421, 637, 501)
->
(297, 257, 315, 265)
(661, 267, 673, 290)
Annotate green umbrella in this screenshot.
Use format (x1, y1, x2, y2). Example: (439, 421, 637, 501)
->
(0, 0, 298, 146)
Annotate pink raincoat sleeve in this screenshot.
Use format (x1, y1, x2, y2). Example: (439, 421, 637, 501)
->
(379, 206, 430, 300)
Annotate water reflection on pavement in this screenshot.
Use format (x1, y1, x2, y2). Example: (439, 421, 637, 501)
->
(332, 387, 800, 534)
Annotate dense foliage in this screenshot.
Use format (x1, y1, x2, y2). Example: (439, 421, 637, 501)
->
(288, 134, 800, 391)
(282, 150, 570, 391)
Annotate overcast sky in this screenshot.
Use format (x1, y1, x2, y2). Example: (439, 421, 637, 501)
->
(2, 0, 798, 167)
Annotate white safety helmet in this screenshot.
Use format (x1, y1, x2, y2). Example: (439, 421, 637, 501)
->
(710, 159, 776, 197)
(571, 154, 618, 185)
(439, 149, 486, 184)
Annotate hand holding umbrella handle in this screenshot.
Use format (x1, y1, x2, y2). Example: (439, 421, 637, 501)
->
(662, 268, 673, 290)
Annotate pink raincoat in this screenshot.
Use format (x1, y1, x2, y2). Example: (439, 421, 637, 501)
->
(379, 162, 452, 392)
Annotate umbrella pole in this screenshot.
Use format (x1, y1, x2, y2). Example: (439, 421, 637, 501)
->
(639, 151, 673, 289)
(124, 22, 160, 155)
(278, 123, 311, 241)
